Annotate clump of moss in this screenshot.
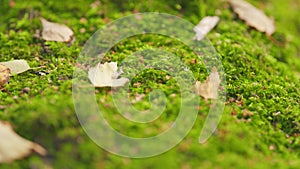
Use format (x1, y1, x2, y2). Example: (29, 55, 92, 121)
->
(0, 0, 300, 168)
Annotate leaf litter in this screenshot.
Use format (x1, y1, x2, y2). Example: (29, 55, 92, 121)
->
(228, 0, 275, 35)
(0, 64, 10, 86)
(88, 62, 129, 87)
(0, 121, 47, 163)
(0, 60, 30, 75)
(195, 67, 221, 99)
(194, 16, 220, 41)
(40, 18, 75, 43)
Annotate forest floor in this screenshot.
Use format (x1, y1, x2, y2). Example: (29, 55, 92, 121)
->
(0, 0, 300, 169)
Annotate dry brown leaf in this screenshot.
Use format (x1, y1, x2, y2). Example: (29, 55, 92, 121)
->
(195, 67, 221, 99)
(88, 62, 129, 87)
(0, 121, 47, 163)
(40, 18, 75, 43)
(194, 16, 220, 41)
(0, 60, 30, 75)
(0, 64, 10, 86)
(229, 0, 275, 35)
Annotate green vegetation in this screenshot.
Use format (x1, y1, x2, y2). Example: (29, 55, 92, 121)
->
(0, 0, 299, 168)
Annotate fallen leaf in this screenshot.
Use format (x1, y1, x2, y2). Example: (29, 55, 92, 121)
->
(88, 62, 129, 87)
(0, 121, 47, 163)
(0, 64, 10, 86)
(229, 0, 275, 35)
(195, 67, 221, 99)
(0, 60, 30, 75)
(194, 16, 220, 41)
(40, 18, 75, 43)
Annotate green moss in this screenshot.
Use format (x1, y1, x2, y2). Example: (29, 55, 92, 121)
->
(0, 0, 300, 168)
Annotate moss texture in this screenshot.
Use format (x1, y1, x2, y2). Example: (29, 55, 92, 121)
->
(0, 0, 299, 168)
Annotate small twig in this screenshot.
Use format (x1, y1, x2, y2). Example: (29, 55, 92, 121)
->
(267, 35, 285, 47)
(30, 66, 47, 70)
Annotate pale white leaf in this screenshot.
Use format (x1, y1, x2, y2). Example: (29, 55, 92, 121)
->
(1, 60, 30, 75)
(194, 16, 220, 41)
(40, 18, 75, 42)
(195, 67, 221, 99)
(0, 121, 47, 163)
(229, 0, 275, 35)
(88, 62, 129, 87)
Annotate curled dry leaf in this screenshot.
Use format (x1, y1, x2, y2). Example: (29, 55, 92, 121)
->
(229, 0, 275, 35)
(195, 67, 221, 99)
(0, 60, 30, 75)
(194, 16, 220, 41)
(0, 121, 47, 163)
(40, 18, 75, 43)
(88, 62, 129, 87)
(0, 64, 10, 86)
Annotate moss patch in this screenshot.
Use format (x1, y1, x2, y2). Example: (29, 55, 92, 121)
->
(0, 0, 299, 168)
